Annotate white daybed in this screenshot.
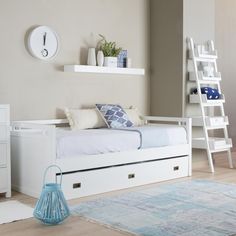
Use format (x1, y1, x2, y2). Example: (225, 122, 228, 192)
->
(11, 116, 192, 200)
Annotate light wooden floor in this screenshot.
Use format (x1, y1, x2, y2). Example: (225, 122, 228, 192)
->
(1, 153, 236, 236)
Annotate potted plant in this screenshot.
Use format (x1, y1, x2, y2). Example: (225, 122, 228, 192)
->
(98, 34, 122, 67)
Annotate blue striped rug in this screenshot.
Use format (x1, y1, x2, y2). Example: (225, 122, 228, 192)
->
(71, 180, 236, 236)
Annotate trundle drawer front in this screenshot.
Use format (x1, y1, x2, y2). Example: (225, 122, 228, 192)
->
(0, 168, 7, 191)
(60, 156, 189, 199)
(0, 143, 7, 167)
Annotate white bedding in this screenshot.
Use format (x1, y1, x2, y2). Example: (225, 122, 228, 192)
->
(56, 128, 140, 159)
(56, 125, 187, 159)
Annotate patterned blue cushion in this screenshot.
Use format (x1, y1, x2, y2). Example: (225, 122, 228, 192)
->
(193, 87, 221, 100)
(96, 104, 134, 128)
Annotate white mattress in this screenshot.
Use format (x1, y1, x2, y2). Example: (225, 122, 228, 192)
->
(56, 125, 187, 159)
(56, 128, 140, 159)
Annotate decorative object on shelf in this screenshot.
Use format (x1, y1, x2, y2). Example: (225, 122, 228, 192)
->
(87, 48, 96, 66)
(27, 26, 59, 61)
(192, 87, 221, 100)
(98, 34, 122, 68)
(97, 50, 104, 66)
(126, 58, 132, 68)
(200, 62, 214, 77)
(195, 40, 216, 57)
(104, 57, 117, 68)
(33, 165, 70, 225)
(117, 50, 127, 68)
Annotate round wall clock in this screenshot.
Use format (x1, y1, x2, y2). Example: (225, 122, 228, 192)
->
(27, 26, 59, 61)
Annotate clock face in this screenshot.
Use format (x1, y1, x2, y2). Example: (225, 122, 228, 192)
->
(27, 26, 59, 61)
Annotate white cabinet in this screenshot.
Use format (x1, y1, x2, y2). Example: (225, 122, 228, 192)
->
(0, 105, 11, 197)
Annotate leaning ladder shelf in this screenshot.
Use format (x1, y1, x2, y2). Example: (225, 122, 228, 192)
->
(187, 37, 233, 173)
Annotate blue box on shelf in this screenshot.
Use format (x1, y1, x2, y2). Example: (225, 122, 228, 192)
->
(117, 50, 128, 68)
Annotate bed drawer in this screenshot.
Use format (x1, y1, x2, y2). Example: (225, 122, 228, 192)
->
(59, 156, 189, 200)
(0, 143, 7, 167)
(0, 168, 7, 191)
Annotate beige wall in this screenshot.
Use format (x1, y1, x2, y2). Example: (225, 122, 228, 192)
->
(150, 0, 183, 117)
(215, 0, 236, 145)
(183, 0, 215, 44)
(183, 0, 215, 117)
(0, 0, 150, 120)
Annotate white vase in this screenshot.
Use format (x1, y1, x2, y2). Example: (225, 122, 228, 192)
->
(104, 57, 118, 68)
(97, 50, 104, 66)
(87, 48, 96, 66)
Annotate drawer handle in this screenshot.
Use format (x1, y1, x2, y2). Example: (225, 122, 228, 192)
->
(173, 166, 179, 171)
(128, 173, 135, 179)
(73, 183, 81, 189)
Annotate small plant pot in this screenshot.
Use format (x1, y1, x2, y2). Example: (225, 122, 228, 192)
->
(104, 57, 118, 68)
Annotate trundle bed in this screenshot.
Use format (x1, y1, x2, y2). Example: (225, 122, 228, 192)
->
(11, 116, 192, 200)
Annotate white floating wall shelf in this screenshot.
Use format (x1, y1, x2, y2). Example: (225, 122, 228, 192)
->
(63, 65, 145, 75)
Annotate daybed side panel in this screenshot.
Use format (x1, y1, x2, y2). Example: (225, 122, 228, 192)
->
(11, 126, 56, 198)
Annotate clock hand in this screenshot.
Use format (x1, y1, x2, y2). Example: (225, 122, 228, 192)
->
(43, 32, 47, 46)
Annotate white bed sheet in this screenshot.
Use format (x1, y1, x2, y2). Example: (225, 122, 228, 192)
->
(56, 125, 187, 159)
(56, 128, 140, 159)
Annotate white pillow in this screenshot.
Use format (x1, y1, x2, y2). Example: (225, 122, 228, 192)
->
(65, 108, 107, 130)
(124, 107, 145, 126)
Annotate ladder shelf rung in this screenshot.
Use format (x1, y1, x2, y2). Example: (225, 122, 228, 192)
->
(189, 50, 218, 60)
(189, 94, 225, 105)
(192, 137, 232, 151)
(206, 125, 228, 130)
(189, 72, 221, 83)
(210, 148, 232, 153)
(192, 124, 229, 129)
(194, 57, 217, 62)
(192, 116, 229, 127)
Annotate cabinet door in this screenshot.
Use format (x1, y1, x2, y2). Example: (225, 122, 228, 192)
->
(0, 144, 7, 167)
(0, 108, 8, 123)
(0, 125, 7, 141)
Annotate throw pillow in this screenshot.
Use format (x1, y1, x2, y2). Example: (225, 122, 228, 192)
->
(65, 108, 107, 130)
(96, 104, 134, 128)
(124, 107, 145, 126)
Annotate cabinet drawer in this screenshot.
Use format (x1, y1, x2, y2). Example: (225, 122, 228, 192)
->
(59, 156, 189, 200)
(0, 168, 7, 191)
(0, 125, 8, 140)
(0, 144, 7, 167)
(0, 108, 8, 123)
